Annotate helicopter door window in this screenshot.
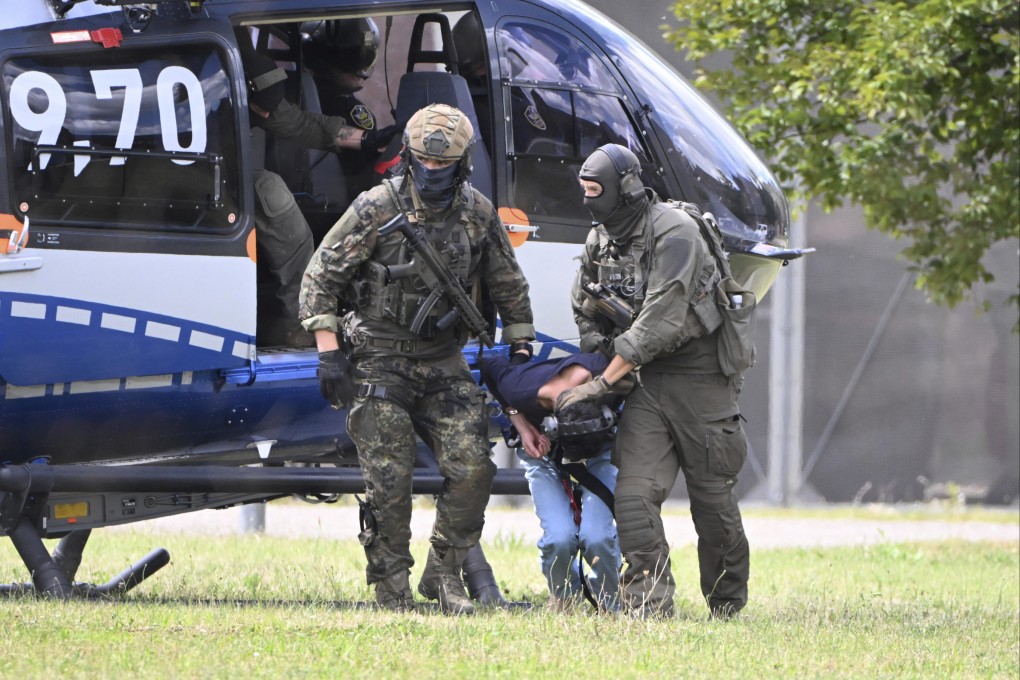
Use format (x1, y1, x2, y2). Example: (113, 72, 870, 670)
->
(2, 46, 239, 233)
(496, 22, 620, 93)
(498, 21, 664, 224)
(507, 85, 653, 221)
(574, 91, 648, 161)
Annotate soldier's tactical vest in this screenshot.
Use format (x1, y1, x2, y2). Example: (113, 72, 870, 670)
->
(349, 179, 478, 340)
(592, 206, 722, 345)
(591, 232, 642, 341)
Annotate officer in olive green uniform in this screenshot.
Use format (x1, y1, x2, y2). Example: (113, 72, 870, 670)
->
(299, 104, 535, 614)
(244, 51, 397, 346)
(558, 144, 750, 619)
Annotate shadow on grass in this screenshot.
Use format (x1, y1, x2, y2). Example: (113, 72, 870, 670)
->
(0, 586, 537, 614)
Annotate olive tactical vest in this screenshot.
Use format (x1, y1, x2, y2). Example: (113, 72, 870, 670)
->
(592, 204, 723, 354)
(349, 179, 476, 340)
(591, 230, 644, 339)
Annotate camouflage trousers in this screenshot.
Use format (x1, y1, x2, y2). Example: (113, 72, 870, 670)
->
(346, 352, 495, 585)
(613, 371, 750, 615)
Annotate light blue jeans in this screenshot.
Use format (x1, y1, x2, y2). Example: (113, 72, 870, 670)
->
(518, 448, 621, 611)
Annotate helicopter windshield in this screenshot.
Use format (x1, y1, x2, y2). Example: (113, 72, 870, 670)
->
(594, 19, 790, 246)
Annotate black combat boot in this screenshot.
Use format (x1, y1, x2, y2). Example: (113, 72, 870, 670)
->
(462, 544, 509, 609)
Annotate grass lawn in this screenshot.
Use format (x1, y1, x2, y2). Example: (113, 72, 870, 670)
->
(1, 522, 1017, 679)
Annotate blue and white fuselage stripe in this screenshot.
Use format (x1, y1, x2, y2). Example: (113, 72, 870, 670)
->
(0, 249, 254, 385)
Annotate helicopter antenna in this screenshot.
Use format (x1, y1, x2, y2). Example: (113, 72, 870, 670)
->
(384, 15, 396, 120)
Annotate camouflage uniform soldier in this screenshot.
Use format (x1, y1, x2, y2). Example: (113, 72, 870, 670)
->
(299, 104, 535, 614)
(558, 144, 751, 619)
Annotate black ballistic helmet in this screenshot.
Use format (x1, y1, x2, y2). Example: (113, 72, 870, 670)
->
(307, 18, 380, 78)
(544, 400, 617, 461)
(452, 12, 486, 76)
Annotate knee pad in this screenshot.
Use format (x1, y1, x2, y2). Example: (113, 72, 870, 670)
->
(614, 494, 661, 554)
(253, 170, 298, 219)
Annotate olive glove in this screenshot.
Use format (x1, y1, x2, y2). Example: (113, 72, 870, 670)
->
(554, 373, 635, 412)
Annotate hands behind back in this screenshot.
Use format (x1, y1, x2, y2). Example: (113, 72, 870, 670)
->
(514, 416, 551, 459)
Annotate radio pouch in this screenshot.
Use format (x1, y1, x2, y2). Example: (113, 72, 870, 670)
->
(715, 276, 757, 377)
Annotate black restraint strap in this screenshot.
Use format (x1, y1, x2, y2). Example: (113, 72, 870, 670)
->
(554, 459, 616, 519)
(551, 454, 616, 612)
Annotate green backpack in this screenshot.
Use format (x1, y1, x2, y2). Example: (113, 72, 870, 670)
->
(669, 201, 758, 378)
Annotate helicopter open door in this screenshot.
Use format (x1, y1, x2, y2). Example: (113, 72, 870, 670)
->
(0, 11, 255, 386)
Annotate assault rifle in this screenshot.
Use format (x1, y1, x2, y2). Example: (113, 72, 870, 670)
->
(581, 281, 634, 330)
(379, 214, 495, 348)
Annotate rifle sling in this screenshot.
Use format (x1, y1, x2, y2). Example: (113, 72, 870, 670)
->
(382, 179, 492, 358)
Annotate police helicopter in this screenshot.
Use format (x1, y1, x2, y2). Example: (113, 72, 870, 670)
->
(0, 0, 800, 598)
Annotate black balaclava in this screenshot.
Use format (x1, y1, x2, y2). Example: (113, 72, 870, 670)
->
(410, 155, 462, 212)
(244, 52, 287, 114)
(579, 144, 648, 242)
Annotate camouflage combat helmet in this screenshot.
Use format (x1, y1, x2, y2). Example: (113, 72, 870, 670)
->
(403, 104, 475, 166)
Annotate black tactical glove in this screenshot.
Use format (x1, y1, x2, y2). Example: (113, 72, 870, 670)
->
(508, 341, 533, 366)
(361, 124, 400, 152)
(317, 350, 365, 409)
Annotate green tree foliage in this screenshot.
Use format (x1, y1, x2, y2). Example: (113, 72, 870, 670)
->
(665, 0, 1019, 322)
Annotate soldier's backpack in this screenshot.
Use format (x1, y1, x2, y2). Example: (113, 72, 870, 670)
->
(669, 201, 758, 378)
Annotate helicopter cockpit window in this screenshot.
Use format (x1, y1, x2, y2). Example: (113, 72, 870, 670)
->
(497, 21, 665, 225)
(2, 46, 239, 232)
(498, 23, 620, 92)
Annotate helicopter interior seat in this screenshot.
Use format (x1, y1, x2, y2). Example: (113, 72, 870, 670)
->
(382, 13, 493, 199)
